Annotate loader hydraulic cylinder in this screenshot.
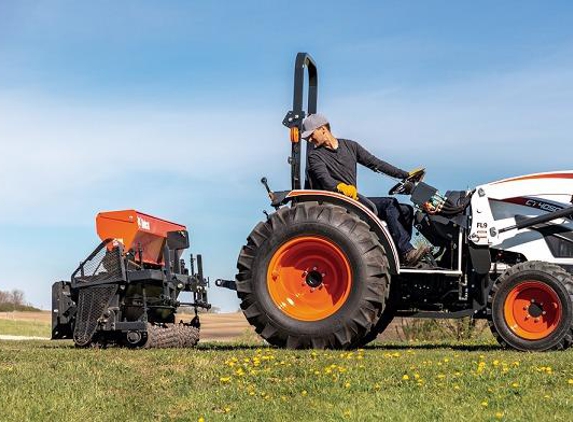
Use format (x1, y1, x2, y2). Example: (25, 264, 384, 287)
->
(499, 206, 573, 234)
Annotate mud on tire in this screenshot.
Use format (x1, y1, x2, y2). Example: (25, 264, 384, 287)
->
(487, 261, 573, 351)
(236, 201, 391, 349)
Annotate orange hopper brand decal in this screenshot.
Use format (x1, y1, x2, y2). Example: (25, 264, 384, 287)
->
(137, 216, 151, 230)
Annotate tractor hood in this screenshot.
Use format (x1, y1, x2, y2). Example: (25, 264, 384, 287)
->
(483, 171, 573, 206)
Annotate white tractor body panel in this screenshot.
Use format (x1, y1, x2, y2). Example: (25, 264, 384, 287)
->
(469, 171, 573, 265)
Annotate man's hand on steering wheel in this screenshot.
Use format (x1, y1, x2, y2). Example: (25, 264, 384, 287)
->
(388, 167, 426, 195)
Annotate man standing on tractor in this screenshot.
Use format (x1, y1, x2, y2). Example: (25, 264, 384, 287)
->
(302, 113, 429, 266)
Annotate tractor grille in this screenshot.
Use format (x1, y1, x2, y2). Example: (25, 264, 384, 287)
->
(72, 242, 124, 285)
(73, 284, 118, 346)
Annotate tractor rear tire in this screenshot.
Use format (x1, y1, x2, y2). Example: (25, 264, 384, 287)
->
(487, 261, 573, 351)
(236, 201, 391, 349)
(353, 304, 395, 347)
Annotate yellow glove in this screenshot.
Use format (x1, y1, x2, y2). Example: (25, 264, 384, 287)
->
(336, 183, 358, 200)
(407, 167, 426, 180)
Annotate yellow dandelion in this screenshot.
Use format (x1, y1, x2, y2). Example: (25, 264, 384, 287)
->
(224, 407, 231, 413)
(495, 412, 503, 419)
(493, 360, 500, 366)
(219, 377, 231, 383)
(437, 374, 445, 379)
(511, 382, 519, 388)
(481, 401, 488, 407)
(198, 417, 205, 422)
(414, 373, 420, 379)
(301, 390, 308, 396)
(402, 375, 410, 381)
(568, 379, 573, 385)
(345, 382, 351, 388)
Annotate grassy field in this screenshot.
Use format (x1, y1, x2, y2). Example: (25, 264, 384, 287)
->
(0, 318, 51, 337)
(1, 338, 573, 422)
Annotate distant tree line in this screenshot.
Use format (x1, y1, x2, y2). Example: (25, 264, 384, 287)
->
(0, 289, 41, 312)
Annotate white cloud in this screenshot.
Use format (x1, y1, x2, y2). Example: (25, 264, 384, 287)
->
(2, 59, 573, 226)
(0, 96, 289, 225)
(323, 60, 573, 190)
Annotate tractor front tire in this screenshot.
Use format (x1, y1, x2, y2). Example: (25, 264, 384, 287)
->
(236, 201, 391, 349)
(488, 261, 573, 351)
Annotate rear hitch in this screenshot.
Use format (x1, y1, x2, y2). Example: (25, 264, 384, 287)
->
(215, 278, 237, 291)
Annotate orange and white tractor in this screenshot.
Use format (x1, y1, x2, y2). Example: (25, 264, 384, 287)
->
(220, 53, 573, 352)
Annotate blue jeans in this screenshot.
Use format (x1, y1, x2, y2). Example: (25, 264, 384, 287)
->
(360, 196, 414, 255)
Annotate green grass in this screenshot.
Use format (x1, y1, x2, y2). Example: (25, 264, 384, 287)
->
(1, 339, 573, 421)
(0, 319, 51, 337)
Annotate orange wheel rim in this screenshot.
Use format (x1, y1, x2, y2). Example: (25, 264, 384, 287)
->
(267, 236, 352, 321)
(503, 281, 562, 340)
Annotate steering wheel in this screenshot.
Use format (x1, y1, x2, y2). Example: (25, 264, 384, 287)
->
(388, 168, 426, 195)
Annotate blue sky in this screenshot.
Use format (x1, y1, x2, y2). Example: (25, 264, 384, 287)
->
(1, 1, 572, 311)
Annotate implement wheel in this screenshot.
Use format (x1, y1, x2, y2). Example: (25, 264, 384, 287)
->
(488, 261, 573, 351)
(236, 201, 390, 349)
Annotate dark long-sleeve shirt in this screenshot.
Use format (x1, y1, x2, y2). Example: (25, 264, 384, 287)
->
(307, 138, 408, 191)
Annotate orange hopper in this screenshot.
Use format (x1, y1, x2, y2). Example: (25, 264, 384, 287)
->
(96, 210, 187, 266)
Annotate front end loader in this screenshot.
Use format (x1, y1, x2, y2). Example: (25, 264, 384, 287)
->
(52, 210, 211, 348)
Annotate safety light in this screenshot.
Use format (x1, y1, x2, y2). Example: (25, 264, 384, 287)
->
(290, 127, 300, 143)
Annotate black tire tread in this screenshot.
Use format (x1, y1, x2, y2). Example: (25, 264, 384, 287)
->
(143, 323, 200, 349)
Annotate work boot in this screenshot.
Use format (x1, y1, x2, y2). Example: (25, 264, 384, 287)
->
(402, 246, 432, 267)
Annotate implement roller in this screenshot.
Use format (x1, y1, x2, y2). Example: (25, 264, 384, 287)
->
(51, 210, 211, 348)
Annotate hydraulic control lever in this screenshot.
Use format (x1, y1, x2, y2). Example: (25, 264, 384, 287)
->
(261, 177, 275, 202)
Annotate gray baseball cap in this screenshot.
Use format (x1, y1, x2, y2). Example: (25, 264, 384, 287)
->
(301, 114, 329, 139)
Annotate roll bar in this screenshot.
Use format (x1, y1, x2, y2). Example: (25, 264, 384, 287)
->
(282, 52, 318, 190)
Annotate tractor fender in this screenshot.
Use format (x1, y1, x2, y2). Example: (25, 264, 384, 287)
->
(285, 190, 401, 274)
